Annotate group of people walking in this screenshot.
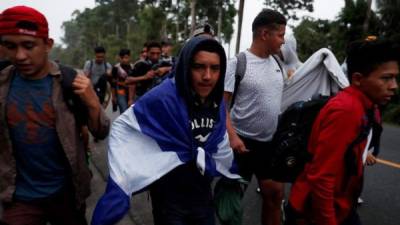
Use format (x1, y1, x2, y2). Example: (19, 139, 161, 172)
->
(0, 5, 399, 225)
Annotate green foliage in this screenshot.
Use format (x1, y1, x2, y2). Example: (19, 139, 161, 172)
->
(264, 0, 314, 20)
(293, 18, 338, 61)
(336, 0, 381, 43)
(53, 0, 237, 68)
(294, 0, 382, 63)
(377, 0, 400, 39)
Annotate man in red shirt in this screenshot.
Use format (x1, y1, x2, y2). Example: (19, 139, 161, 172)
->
(286, 38, 399, 225)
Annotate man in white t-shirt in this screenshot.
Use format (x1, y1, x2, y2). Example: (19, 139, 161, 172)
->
(224, 9, 286, 225)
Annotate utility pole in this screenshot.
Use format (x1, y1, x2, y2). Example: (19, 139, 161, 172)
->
(190, 0, 197, 34)
(235, 0, 244, 54)
(217, 0, 223, 42)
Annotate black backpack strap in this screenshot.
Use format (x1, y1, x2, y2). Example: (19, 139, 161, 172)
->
(342, 109, 374, 190)
(59, 64, 88, 126)
(87, 60, 93, 78)
(230, 52, 247, 109)
(89, 60, 93, 71)
(272, 55, 285, 79)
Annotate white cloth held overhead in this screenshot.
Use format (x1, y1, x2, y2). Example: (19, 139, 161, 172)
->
(281, 48, 350, 111)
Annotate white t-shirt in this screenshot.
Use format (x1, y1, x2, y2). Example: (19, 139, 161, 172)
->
(225, 50, 284, 142)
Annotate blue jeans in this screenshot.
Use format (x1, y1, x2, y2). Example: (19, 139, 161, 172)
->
(117, 94, 128, 114)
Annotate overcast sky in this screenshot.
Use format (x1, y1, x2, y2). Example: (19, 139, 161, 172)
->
(0, 0, 347, 56)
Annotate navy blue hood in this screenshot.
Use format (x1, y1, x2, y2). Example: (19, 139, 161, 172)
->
(174, 36, 227, 108)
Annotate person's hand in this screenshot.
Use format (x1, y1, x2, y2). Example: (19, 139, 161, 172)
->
(72, 72, 100, 109)
(157, 67, 171, 76)
(145, 70, 156, 79)
(366, 152, 377, 166)
(229, 133, 249, 154)
(287, 69, 295, 79)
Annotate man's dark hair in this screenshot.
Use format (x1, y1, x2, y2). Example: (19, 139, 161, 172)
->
(94, 46, 106, 54)
(146, 41, 162, 50)
(346, 38, 399, 82)
(252, 9, 286, 38)
(119, 48, 130, 57)
(161, 40, 172, 47)
(191, 23, 215, 37)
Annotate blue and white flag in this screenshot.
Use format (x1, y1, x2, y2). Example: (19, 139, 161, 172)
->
(92, 79, 239, 225)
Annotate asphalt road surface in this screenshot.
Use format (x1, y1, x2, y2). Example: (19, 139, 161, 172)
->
(86, 105, 400, 225)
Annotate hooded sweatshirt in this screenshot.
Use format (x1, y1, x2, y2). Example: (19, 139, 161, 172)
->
(150, 36, 228, 204)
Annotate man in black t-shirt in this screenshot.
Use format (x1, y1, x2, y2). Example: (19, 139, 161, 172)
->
(126, 41, 172, 99)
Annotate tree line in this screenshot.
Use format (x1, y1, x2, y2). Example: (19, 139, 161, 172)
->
(50, 0, 237, 67)
(51, 0, 400, 123)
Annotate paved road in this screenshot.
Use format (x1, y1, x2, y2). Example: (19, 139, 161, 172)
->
(86, 105, 400, 225)
(86, 106, 153, 225)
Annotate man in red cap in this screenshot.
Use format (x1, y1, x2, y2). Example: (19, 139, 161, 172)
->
(0, 6, 110, 225)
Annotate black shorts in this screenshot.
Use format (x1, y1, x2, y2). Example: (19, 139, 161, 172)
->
(235, 135, 275, 181)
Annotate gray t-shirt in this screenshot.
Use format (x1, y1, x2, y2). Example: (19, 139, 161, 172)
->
(225, 50, 283, 142)
(83, 60, 112, 85)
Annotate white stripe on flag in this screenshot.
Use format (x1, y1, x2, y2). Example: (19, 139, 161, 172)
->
(108, 107, 184, 195)
(196, 147, 206, 175)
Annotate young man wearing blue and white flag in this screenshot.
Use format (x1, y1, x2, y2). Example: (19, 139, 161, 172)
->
(92, 36, 240, 225)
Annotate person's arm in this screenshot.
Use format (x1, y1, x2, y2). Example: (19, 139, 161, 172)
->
(224, 92, 248, 154)
(223, 57, 248, 154)
(110, 67, 118, 107)
(83, 60, 91, 77)
(125, 70, 155, 85)
(72, 71, 110, 139)
(155, 66, 172, 77)
(128, 83, 136, 106)
(307, 106, 359, 225)
(106, 63, 112, 77)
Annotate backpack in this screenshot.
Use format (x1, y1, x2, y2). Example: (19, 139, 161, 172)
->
(269, 96, 329, 183)
(89, 60, 109, 104)
(59, 64, 89, 127)
(88, 59, 108, 77)
(269, 96, 374, 183)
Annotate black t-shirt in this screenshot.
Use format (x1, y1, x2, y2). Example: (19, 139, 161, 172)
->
(131, 60, 153, 97)
(190, 100, 218, 147)
(150, 100, 218, 205)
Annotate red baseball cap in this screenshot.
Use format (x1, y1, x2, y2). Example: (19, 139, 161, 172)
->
(0, 6, 49, 38)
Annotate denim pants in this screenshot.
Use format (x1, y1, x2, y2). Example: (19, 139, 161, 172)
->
(117, 94, 128, 114)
